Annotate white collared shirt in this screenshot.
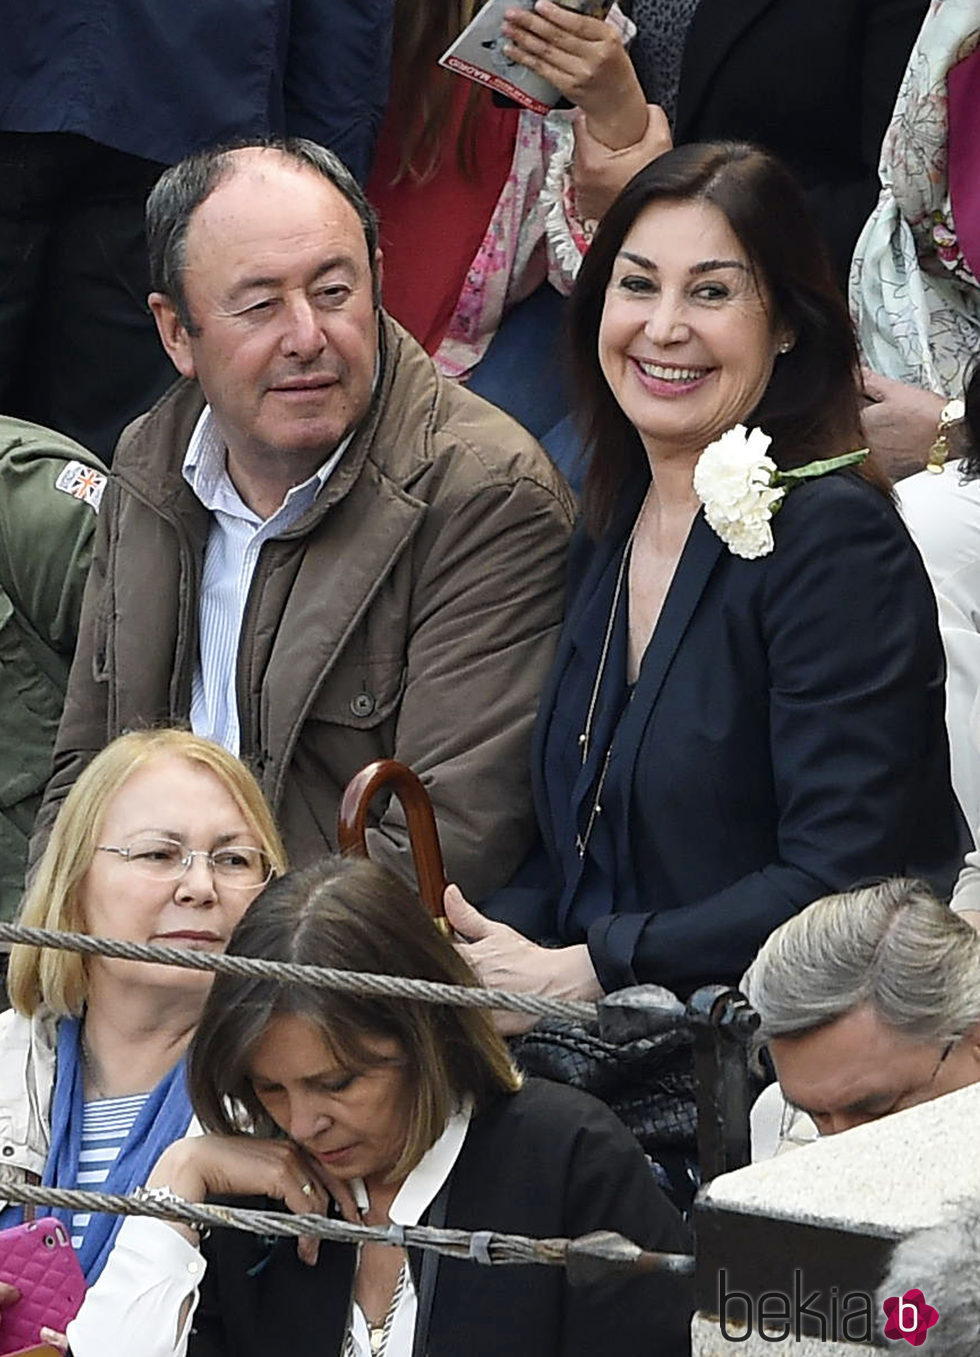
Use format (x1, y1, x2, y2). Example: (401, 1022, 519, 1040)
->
(66, 1105, 473, 1357)
(346, 1102, 472, 1356)
(182, 405, 352, 754)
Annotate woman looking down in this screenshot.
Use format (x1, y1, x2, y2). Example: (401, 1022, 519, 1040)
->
(66, 856, 693, 1356)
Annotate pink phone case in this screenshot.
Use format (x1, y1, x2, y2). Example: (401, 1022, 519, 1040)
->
(0, 1218, 87, 1354)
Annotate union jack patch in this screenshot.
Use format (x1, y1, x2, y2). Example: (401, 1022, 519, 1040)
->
(54, 460, 107, 511)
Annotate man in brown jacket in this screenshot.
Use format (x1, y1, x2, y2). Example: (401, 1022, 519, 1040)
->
(33, 140, 574, 901)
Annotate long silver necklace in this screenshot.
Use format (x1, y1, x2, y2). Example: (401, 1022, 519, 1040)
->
(575, 515, 641, 859)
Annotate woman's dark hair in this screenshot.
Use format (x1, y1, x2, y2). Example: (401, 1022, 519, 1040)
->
(189, 857, 520, 1180)
(386, 0, 484, 184)
(569, 141, 885, 537)
(959, 363, 980, 480)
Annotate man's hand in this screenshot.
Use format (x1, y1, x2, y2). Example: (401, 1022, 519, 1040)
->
(444, 885, 602, 1034)
(860, 369, 947, 482)
(502, 0, 650, 151)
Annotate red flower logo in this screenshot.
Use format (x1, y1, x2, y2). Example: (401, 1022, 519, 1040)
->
(882, 1289, 939, 1345)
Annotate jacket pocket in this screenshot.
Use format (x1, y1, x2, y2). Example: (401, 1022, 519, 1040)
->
(310, 656, 407, 731)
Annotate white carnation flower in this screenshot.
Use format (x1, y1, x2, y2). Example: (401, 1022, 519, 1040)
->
(713, 509, 776, 559)
(694, 425, 786, 559)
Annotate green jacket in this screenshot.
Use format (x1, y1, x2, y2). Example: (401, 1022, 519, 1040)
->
(0, 418, 105, 920)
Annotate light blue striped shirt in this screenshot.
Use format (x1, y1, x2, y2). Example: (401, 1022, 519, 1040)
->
(182, 407, 351, 754)
(71, 1094, 150, 1251)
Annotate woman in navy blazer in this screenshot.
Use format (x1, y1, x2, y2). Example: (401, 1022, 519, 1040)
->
(445, 143, 967, 1010)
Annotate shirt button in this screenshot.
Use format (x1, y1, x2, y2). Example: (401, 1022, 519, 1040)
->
(350, 692, 376, 718)
(187, 1259, 202, 1275)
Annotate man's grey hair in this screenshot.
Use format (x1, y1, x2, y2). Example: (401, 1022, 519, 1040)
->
(145, 138, 381, 334)
(877, 1201, 980, 1354)
(743, 878, 980, 1045)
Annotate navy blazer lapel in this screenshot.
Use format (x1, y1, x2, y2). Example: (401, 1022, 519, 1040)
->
(618, 512, 723, 789)
(674, 0, 779, 135)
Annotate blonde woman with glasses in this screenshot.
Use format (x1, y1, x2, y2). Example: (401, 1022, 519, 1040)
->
(0, 727, 285, 1318)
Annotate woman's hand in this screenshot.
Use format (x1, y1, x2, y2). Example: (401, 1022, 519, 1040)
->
(502, 0, 649, 150)
(0, 1280, 68, 1353)
(147, 1135, 337, 1265)
(444, 885, 602, 1034)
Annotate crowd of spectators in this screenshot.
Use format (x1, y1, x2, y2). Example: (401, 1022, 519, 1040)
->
(2, 0, 980, 1351)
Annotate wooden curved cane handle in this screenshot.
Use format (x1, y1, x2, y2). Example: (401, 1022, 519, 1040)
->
(337, 760, 449, 928)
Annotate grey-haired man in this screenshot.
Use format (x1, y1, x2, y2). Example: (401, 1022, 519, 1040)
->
(745, 878, 980, 1155)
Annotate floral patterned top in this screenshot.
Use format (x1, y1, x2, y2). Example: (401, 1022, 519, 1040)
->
(850, 0, 980, 395)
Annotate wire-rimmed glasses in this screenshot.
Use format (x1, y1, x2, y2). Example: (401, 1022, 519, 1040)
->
(776, 1037, 958, 1146)
(97, 837, 274, 890)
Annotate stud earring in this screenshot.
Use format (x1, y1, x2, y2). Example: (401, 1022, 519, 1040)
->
(778, 339, 794, 354)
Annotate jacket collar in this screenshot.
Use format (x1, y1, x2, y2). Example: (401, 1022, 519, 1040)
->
(533, 489, 724, 890)
(674, 0, 778, 133)
(111, 312, 436, 533)
(616, 511, 723, 791)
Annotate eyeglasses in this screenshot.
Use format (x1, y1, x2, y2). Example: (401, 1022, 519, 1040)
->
(914, 1038, 956, 1103)
(874, 1039, 958, 1120)
(776, 1095, 820, 1150)
(97, 837, 274, 889)
(776, 1038, 958, 1146)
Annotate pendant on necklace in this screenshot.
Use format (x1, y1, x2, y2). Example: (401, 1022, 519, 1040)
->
(370, 1327, 384, 1355)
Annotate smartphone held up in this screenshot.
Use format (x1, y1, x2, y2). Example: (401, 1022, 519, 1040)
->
(440, 0, 613, 113)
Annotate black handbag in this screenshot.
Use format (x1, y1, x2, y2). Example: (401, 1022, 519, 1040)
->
(508, 987, 699, 1210)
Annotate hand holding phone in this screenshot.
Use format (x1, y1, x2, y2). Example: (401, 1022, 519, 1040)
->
(501, 0, 651, 150)
(0, 1219, 86, 1356)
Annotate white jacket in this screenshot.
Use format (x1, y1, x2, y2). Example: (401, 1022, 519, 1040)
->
(0, 1006, 58, 1208)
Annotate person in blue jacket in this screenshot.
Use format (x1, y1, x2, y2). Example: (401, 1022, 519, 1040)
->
(0, 0, 393, 459)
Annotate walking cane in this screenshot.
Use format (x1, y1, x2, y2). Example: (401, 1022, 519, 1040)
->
(337, 759, 450, 933)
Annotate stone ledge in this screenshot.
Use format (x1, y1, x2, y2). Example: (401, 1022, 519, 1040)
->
(697, 1081, 980, 1236)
